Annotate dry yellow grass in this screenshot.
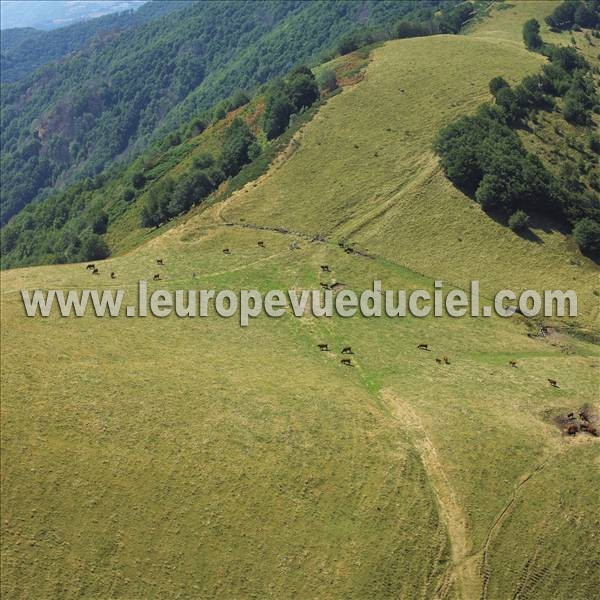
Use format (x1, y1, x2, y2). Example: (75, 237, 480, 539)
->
(2, 2, 599, 598)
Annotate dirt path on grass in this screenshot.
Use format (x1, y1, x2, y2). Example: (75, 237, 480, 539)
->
(382, 388, 481, 600)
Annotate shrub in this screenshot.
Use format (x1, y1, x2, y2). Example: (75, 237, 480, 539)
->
(523, 19, 543, 50)
(573, 218, 600, 255)
(394, 20, 430, 39)
(588, 133, 600, 153)
(193, 153, 214, 170)
(80, 232, 109, 260)
(286, 66, 319, 112)
(563, 95, 588, 124)
(91, 210, 108, 235)
(508, 209, 530, 231)
(219, 118, 255, 176)
(317, 68, 338, 92)
(489, 76, 509, 97)
(122, 187, 135, 203)
(132, 171, 145, 189)
(263, 89, 294, 139)
(189, 118, 206, 136)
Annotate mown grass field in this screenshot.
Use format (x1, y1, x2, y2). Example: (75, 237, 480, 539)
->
(1, 2, 599, 598)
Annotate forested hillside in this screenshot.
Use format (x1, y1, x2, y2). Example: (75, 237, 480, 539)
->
(0, 0, 450, 227)
(0, 1, 188, 83)
(0, 0, 479, 269)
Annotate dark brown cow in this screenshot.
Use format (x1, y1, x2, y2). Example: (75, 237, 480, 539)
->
(156, 258, 164, 265)
(341, 346, 353, 354)
(435, 358, 443, 365)
(341, 358, 352, 366)
(111, 272, 116, 279)
(321, 265, 331, 273)
(92, 268, 99, 275)
(509, 360, 517, 368)
(86, 263, 95, 270)
(317, 343, 329, 352)
(153, 274, 161, 281)
(223, 248, 231, 255)
(443, 356, 450, 365)
(417, 343, 429, 351)
(548, 378, 559, 388)
(257, 241, 265, 248)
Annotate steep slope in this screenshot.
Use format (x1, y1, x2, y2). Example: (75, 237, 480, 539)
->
(0, 0, 431, 224)
(1, 2, 599, 599)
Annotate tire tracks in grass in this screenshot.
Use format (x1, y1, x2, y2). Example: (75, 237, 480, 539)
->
(479, 452, 560, 600)
(381, 388, 481, 600)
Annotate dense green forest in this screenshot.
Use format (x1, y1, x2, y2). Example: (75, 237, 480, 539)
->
(0, 0, 455, 227)
(0, 1, 188, 82)
(435, 11, 600, 257)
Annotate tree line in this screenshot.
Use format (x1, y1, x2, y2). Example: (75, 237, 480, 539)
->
(139, 66, 320, 228)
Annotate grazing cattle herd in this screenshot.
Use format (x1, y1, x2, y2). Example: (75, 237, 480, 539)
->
(83, 241, 570, 401)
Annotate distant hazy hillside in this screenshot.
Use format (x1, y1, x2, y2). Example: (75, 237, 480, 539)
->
(0, 1, 188, 82)
(0, 1, 147, 31)
(0, 0, 439, 226)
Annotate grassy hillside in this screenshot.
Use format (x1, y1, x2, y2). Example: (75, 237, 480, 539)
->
(218, 33, 598, 326)
(1, 2, 599, 599)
